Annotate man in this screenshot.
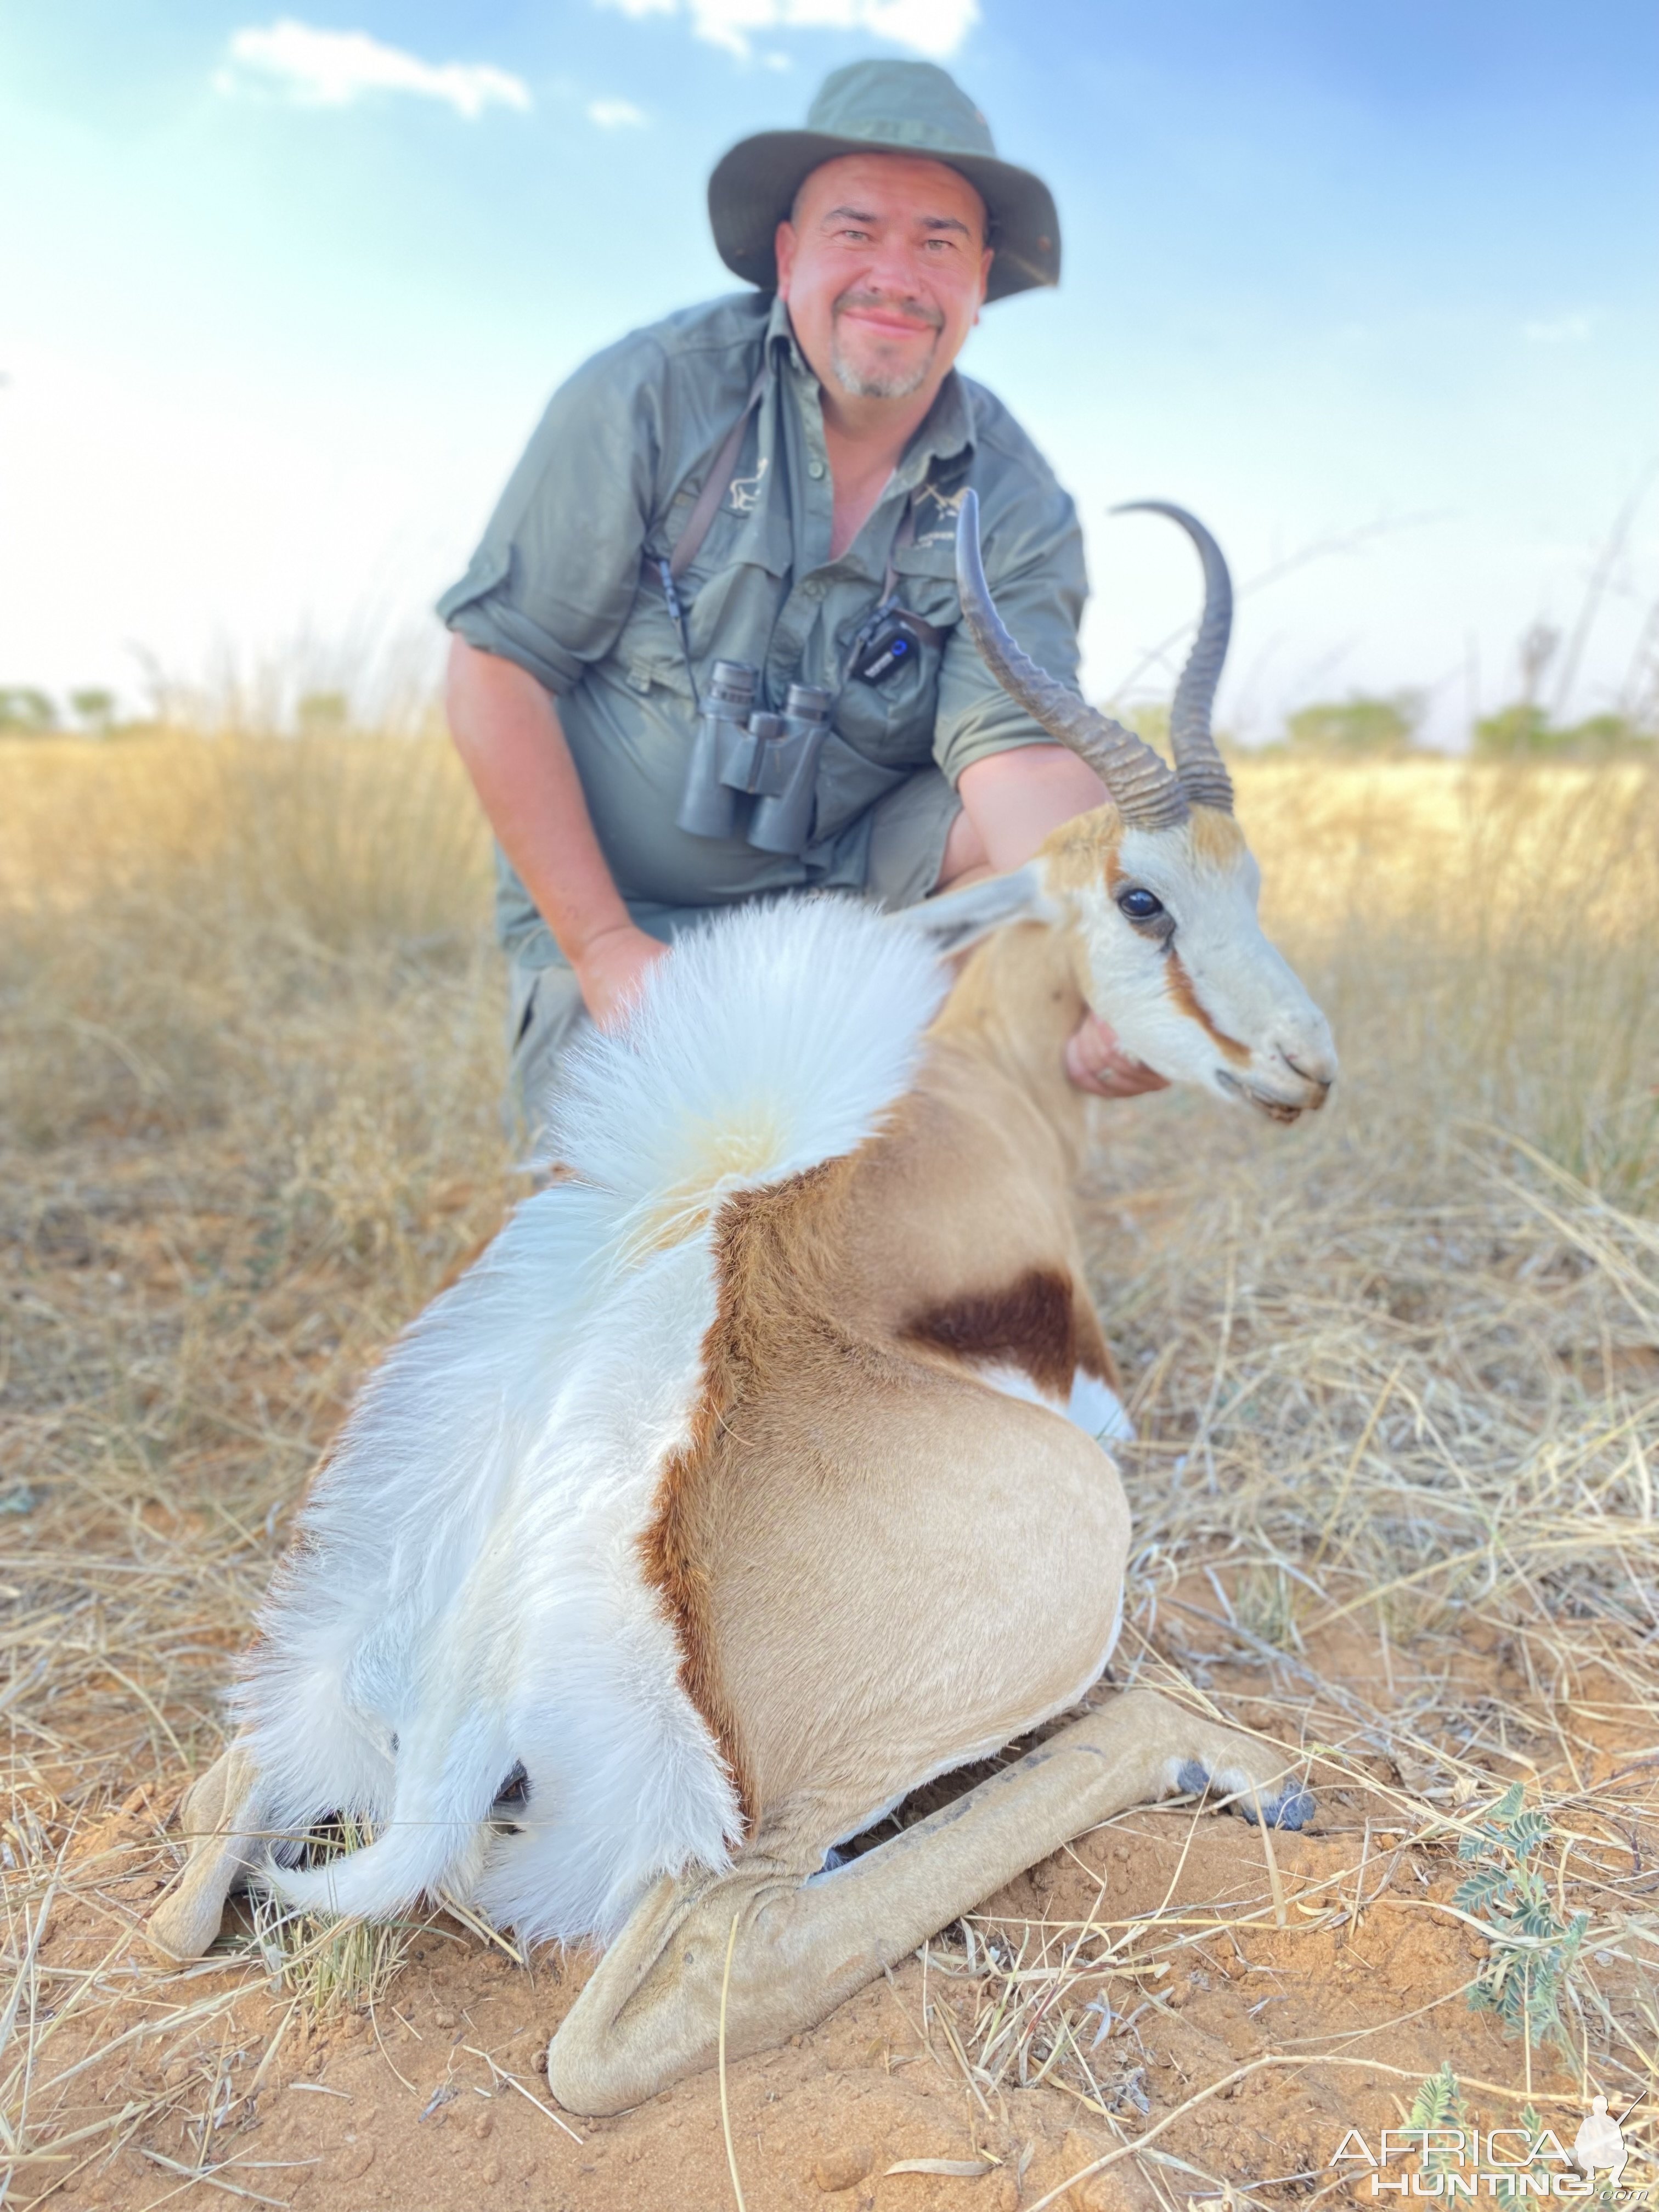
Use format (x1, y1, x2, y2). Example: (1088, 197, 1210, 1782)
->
(439, 57, 1163, 1119)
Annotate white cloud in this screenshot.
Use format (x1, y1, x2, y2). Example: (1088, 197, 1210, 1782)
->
(596, 0, 977, 62)
(586, 95, 648, 127)
(1523, 313, 1593, 346)
(221, 20, 532, 119)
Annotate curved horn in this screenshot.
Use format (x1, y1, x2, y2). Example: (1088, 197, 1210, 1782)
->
(955, 489, 1188, 832)
(1113, 501, 1235, 812)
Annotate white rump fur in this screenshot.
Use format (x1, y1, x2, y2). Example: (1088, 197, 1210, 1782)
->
(236, 896, 947, 1945)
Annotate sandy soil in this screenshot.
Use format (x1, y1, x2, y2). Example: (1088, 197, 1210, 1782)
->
(31, 1616, 1656, 2212)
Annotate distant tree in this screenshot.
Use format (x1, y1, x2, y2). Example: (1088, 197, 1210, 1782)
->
(297, 689, 350, 732)
(69, 687, 117, 733)
(1473, 703, 1554, 756)
(1566, 712, 1654, 756)
(1285, 691, 1423, 757)
(1475, 704, 1654, 759)
(0, 687, 59, 734)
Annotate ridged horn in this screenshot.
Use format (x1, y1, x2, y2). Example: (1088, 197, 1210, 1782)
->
(1113, 500, 1235, 813)
(955, 489, 1188, 832)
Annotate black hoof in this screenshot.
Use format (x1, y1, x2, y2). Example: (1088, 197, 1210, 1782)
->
(1242, 1785, 1316, 1831)
(1177, 1760, 1314, 1830)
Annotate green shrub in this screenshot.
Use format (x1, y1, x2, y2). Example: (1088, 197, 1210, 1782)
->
(1285, 692, 1423, 756)
(1475, 704, 1655, 759)
(0, 686, 59, 734)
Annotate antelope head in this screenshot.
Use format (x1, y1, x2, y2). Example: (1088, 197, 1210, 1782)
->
(955, 490, 1336, 1122)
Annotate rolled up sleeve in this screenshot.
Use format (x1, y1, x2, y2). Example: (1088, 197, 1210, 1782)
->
(931, 466, 1087, 787)
(436, 334, 667, 695)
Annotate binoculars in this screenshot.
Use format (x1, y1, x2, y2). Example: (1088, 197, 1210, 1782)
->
(676, 661, 834, 857)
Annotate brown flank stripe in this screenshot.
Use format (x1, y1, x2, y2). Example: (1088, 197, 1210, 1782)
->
(900, 1265, 1113, 1401)
(635, 1181, 807, 1836)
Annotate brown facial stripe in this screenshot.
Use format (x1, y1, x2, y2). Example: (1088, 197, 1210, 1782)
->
(1165, 950, 1250, 1066)
(900, 1266, 1112, 1402)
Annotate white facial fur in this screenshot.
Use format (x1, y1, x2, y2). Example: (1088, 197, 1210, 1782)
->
(1054, 814, 1338, 1120)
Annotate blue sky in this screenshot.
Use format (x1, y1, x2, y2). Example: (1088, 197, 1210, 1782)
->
(2, 0, 1656, 743)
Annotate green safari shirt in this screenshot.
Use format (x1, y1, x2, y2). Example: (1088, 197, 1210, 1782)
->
(437, 290, 1086, 971)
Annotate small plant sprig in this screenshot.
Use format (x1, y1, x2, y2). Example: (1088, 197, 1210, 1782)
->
(1454, 1782, 1589, 2051)
(1398, 2071, 1569, 2207)
(1402, 2061, 1468, 2175)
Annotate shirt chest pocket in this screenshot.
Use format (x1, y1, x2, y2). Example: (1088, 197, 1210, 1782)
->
(619, 492, 793, 699)
(834, 539, 961, 767)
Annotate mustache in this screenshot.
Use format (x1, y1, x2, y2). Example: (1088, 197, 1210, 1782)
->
(831, 286, 945, 333)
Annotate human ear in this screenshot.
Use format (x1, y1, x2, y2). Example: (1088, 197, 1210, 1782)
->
(774, 219, 798, 298)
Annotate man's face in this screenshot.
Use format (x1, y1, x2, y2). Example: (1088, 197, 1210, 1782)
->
(775, 153, 993, 406)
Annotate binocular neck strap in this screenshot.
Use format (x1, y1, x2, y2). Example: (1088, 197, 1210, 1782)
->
(669, 366, 771, 584)
(648, 364, 769, 710)
(880, 495, 919, 608)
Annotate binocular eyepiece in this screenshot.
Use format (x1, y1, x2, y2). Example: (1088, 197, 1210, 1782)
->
(676, 660, 834, 857)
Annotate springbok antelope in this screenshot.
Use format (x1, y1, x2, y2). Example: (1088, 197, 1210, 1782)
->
(146, 492, 1336, 2117)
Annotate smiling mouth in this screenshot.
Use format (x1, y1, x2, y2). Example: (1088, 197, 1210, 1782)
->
(1216, 1069, 1310, 1124)
(833, 296, 943, 340)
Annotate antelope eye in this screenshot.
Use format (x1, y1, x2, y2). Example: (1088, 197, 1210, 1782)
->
(1118, 887, 1165, 923)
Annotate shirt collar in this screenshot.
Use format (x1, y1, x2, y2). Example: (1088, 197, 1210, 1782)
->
(763, 292, 977, 476)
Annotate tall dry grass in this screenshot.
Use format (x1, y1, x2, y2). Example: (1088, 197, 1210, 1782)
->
(2, 732, 1657, 2197)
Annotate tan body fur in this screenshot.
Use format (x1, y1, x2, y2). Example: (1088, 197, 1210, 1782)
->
(650, 919, 1119, 1844)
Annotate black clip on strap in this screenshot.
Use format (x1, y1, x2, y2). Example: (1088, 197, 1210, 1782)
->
(838, 493, 944, 692)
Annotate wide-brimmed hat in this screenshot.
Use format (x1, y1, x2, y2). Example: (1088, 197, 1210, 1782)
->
(708, 59, 1060, 304)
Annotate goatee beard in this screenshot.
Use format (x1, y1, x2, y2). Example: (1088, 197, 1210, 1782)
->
(828, 337, 934, 400)
(827, 292, 942, 399)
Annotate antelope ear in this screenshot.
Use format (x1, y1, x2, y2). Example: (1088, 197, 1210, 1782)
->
(888, 862, 1054, 961)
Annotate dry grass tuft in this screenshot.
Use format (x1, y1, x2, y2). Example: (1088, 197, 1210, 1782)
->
(245, 1824, 415, 2024)
(2, 736, 1657, 2203)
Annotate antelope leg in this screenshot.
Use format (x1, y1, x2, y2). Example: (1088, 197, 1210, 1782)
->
(146, 1737, 269, 1966)
(545, 1686, 1310, 2115)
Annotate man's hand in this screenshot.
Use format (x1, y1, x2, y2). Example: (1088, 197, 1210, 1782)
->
(574, 923, 669, 1031)
(1064, 1013, 1169, 1100)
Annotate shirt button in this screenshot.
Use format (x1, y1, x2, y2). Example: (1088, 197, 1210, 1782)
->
(808, 459, 826, 479)
(802, 578, 823, 598)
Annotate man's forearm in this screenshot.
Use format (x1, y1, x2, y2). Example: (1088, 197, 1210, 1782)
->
(956, 743, 1108, 873)
(445, 635, 635, 970)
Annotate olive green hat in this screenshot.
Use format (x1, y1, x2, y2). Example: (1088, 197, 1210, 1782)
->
(708, 58, 1060, 304)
